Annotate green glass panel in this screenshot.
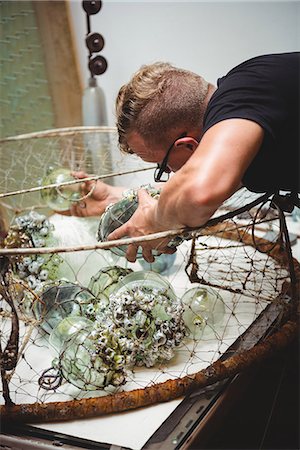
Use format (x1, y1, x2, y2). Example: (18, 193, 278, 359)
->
(0, 1, 55, 138)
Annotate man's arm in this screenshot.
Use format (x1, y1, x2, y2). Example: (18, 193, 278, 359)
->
(108, 119, 264, 261)
(154, 118, 264, 229)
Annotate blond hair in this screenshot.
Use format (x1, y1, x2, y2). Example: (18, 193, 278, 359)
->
(115, 62, 209, 154)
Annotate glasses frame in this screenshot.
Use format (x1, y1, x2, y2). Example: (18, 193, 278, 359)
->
(154, 132, 187, 183)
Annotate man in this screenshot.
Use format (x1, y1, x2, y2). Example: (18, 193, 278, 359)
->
(72, 53, 299, 263)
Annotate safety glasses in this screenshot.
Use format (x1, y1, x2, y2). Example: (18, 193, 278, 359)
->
(154, 133, 187, 182)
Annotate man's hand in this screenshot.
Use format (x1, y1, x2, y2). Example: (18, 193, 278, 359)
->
(107, 189, 176, 262)
(60, 171, 125, 217)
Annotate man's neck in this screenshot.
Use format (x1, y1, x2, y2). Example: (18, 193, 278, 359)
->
(204, 83, 217, 109)
(198, 83, 217, 138)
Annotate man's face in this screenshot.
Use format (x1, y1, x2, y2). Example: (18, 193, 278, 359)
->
(127, 132, 193, 173)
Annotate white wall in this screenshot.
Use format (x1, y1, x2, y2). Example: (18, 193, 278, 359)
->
(69, 0, 299, 126)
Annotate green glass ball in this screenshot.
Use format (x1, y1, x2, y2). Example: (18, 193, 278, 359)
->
(41, 168, 81, 211)
(33, 281, 95, 334)
(182, 286, 225, 339)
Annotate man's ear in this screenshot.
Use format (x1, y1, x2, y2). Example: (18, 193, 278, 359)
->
(175, 136, 199, 152)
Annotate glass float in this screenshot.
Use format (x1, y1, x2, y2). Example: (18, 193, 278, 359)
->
(112, 270, 175, 297)
(40, 167, 81, 211)
(86, 266, 133, 320)
(139, 252, 176, 274)
(48, 213, 118, 286)
(49, 316, 126, 390)
(108, 271, 187, 367)
(88, 265, 133, 299)
(182, 286, 225, 339)
(97, 185, 183, 258)
(3, 211, 63, 312)
(33, 281, 96, 334)
(48, 315, 92, 353)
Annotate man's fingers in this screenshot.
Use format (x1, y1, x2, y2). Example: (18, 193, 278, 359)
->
(71, 171, 96, 196)
(71, 171, 89, 179)
(56, 209, 72, 216)
(154, 237, 176, 254)
(142, 247, 155, 263)
(160, 246, 177, 255)
(126, 244, 138, 263)
(107, 224, 128, 241)
(137, 188, 152, 202)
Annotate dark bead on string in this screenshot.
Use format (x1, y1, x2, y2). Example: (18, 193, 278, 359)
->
(88, 55, 108, 76)
(86, 32, 105, 53)
(82, 1, 102, 15)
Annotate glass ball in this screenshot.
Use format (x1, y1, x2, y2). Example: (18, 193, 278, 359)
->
(51, 319, 126, 390)
(88, 265, 133, 298)
(3, 211, 61, 300)
(108, 271, 186, 367)
(182, 286, 225, 339)
(48, 316, 93, 353)
(112, 270, 176, 301)
(97, 186, 183, 258)
(97, 192, 143, 257)
(139, 252, 176, 274)
(33, 281, 95, 334)
(40, 167, 81, 211)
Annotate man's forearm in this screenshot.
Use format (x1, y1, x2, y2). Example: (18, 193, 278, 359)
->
(154, 173, 222, 230)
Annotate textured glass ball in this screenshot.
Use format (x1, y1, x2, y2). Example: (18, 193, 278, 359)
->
(48, 316, 93, 353)
(33, 281, 95, 334)
(108, 271, 186, 367)
(97, 190, 147, 257)
(41, 168, 81, 211)
(88, 266, 133, 298)
(112, 270, 176, 301)
(84, 266, 134, 320)
(182, 286, 225, 339)
(97, 186, 183, 258)
(59, 330, 109, 390)
(3, 211, 61, 299)
(50, 318, 126, 390)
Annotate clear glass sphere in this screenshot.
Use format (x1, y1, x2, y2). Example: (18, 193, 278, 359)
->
(88, 265, 133, 298)
(33, 281, 95, 334)
(139, 252, 176, 274)
(41, 167, 81, 211)
(50, 318, 126, 390)
(48, 316, 93, 353)
(182, 286, 225, 339)
(112, 270, 176, 301)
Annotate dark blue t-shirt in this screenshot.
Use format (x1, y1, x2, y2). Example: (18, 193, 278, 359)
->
(203, 53, 299, 193)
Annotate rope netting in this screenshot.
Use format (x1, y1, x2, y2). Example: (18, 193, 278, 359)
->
(0, 127, 299, 423)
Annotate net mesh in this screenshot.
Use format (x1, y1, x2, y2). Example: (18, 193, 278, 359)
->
(0, 128, 298, 422)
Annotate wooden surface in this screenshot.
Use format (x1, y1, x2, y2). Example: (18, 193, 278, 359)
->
(33, 1, 83, 128)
